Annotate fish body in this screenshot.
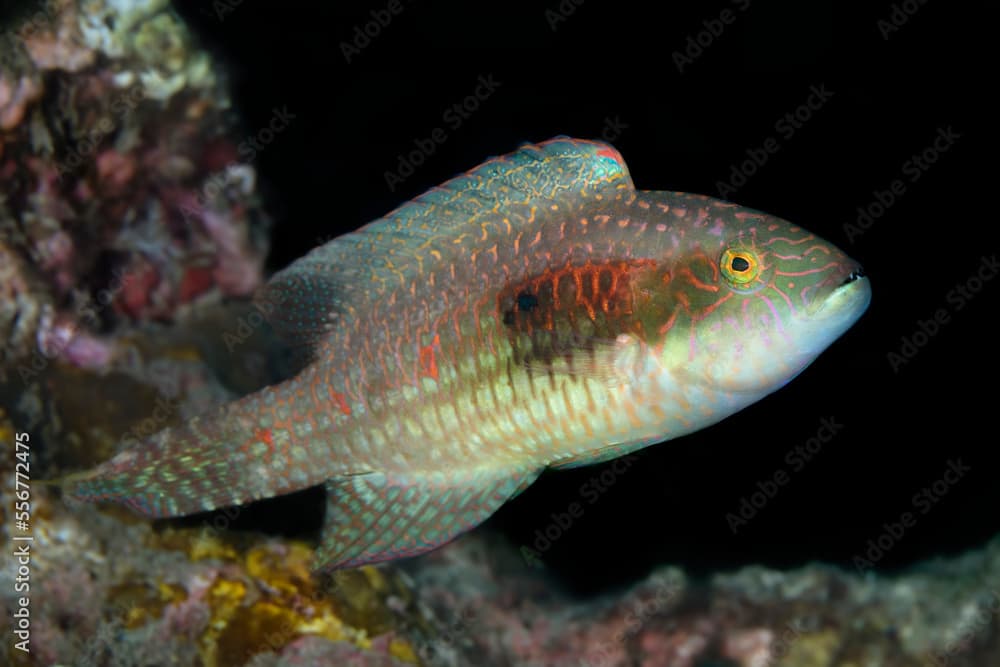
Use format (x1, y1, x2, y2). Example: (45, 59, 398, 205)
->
(67, 138, 871, 569)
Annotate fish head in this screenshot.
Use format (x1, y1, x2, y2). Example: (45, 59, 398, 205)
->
(645, 197, 871, 399)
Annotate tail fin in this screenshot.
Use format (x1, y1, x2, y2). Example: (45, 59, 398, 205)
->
(64, 380, 334, 518)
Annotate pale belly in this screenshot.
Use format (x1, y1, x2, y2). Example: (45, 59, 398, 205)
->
(338, 341, 742, 475)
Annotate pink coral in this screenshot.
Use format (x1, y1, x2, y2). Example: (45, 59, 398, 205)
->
(723, 628, 774, 667)
(96, 149, 138, 195)
(0, 75, 42, 131)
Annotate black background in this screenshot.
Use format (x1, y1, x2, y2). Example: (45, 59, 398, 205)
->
(170, 0, 991, 592)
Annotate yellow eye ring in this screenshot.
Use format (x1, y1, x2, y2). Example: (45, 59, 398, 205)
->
(721, 248, 761, 285)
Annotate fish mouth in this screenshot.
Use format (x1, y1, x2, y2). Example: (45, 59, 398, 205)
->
(840, 267, 867, 286)
(777, 265, 870, 381)
(808, 265, 872, 322)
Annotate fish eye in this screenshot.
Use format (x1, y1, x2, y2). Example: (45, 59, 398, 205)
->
(730, 256, 750, 272)
(721, 248, 761, 285)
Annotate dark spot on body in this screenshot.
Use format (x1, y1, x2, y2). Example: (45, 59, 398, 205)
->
(504, 291, 539, 328)
(517, 291, 539, 312)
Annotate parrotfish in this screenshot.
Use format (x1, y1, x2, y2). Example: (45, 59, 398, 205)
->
(66, 138, 871, 569)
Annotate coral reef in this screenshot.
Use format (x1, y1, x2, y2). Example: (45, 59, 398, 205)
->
(0, 0, 269, 377)
(403, 531, 1000, 666)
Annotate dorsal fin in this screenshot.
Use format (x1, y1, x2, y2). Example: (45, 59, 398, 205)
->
(259, 137, 635, 356)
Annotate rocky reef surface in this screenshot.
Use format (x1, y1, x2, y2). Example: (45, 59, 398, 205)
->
(405, 530, 1000, 666)
(1, 2, 998, 667)
(0, 0, 268, 381)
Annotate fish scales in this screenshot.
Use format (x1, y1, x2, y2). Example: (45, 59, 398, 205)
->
(66, 138, 870, 569)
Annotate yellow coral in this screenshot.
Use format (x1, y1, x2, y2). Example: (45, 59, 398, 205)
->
(390, 637, 419, 663)
(0, 406, 14, 444)
(107, 580, 187, 629)
(188, 529, 241, 562)
(201, 578, 249, 667)
(215, 601, 305, 667)
(157, 537, 422, 666)
(244, 542, 314, 596)
(125, 499, 420, 665)
(777, 629, 839, 667)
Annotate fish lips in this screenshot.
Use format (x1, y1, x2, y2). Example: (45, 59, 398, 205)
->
(803, 263, 872, 322)
(781, 262, 872, 374)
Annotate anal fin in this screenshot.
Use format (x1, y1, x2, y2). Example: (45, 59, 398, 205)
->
(316, 467, 541, 570)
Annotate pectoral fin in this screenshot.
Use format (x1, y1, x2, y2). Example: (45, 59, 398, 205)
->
(316, 467, 541, 570)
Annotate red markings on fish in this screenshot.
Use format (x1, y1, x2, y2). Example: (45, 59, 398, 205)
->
(243, 427, 275, 464)
(498, 258, 656, 336)
(329, 388, 352, 416)
(596, 146, 623, 164)
(418, 334, 440, 381)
